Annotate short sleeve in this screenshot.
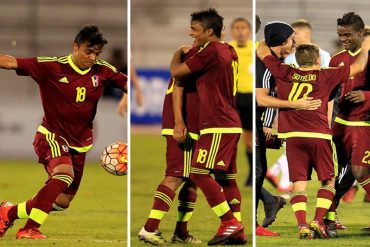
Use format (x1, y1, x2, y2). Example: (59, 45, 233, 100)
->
(185, 43, 216, 73)
(16, 57, 49, 83)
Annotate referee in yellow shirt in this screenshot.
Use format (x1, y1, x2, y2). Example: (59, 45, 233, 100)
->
(229, 18, 253, 186)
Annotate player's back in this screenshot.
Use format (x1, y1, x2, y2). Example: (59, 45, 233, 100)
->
(262, 55, 349, 138)
(330, 49, 370, 121)
(185, 41, 240, 132)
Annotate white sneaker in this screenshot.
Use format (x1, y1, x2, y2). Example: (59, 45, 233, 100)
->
(171, 233, 202, 244)
(138, 227, 166, 245)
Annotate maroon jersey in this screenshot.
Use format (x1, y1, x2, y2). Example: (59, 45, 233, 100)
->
(16, 55, 127, 151)
(263, 55, 350, 139)
(185, 41, 242, 135)
(330, 49, 370, 121)
(162, 47, 199, 139)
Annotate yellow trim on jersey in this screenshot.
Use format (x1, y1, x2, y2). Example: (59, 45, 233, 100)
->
(37, 125, 93, 153)
(334, 117, 370, 126)
(161, 128, 200, 140)
(29, 208, 48, 225)
(277, 132, 332, 140)
(67, 54, 91, 75)
(348, 48, 361, 57)
(198, 41, 211, 53)
(57, 56, 69, 64)
(37, 56, 57, 62)
(96, 60, 117, 73)
(331, 49, 347, 58)
(200, 127, 243, 135)
(166, 78, 175, 95)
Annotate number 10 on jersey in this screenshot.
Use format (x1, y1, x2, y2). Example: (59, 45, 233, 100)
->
(288, 82, 313, 101)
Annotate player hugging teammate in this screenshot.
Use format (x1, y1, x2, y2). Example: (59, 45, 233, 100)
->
(0, 26, 127, 239)
(257, 14, 370, 239)
(139, 8, 248, 246)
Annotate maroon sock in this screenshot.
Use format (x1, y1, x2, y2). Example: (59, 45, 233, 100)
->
(23, 173, 73, 230)
(174, 187, 197, 237)
(144, 185, 176, 232)
(215, 174, 242, 221)
(190, 173, 233, 222)
(290, 192, 308, 226)
(314, 186, 335, 224)
(358, 175, 370, 194)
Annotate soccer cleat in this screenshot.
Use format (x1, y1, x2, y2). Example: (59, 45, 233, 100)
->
(171, 233, 202, 244)
(207, 218, 243, 245)
(16, 228, 47, 239)
(262, 196, 286, 227)
(335, 215, 347, 230)
(227, 230, 248, 245)
(298, 225, 312, 239)
(324, 219, 337, 238)
(138, 227, 166, 245)
(256, 225, 280, 236)
(362, 227, 370, 232)
(0, 201, 14, 238)
(310, 220, 328, 239)
(342, 186, 358, 203)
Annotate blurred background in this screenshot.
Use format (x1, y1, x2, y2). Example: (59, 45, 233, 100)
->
(0, 0, 127, 160)
(130, 0, 254, 245)
(257, 0, 370, 54)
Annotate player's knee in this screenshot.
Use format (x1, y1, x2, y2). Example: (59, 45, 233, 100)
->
(183, 180, 198, 192)
(161, 176, 184, 191)
(55, 193, 75, 209)
(351, 166, 368, 180)
(52, 163, 74, 178)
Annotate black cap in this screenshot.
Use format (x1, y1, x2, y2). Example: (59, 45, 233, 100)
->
(264, 21, 294, 47)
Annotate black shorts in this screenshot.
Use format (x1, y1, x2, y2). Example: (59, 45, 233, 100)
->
(236, 93, 253, 131)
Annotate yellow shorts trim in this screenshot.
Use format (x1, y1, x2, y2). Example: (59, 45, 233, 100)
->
(334, 117, 370, 126)
(200, 127, 242, 135)
(278, 131, 332, 140)
(161, 128, 200, 140)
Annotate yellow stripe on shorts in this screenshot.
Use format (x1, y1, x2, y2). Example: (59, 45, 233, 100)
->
(206, 133, 222, 169)
(183, 136, 193, 177)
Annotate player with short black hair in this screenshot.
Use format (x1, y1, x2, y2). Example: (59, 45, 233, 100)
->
(190, 8, 224, 38)
(0, 25, 127, 239)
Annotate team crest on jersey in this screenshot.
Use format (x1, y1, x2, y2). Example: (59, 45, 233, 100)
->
(62, 145, 69, 152)
(91, 75, 99, 87)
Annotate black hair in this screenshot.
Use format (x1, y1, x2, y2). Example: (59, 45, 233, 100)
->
(337, 12, 364, 31)
(256, 15, 261, 33)
(74, 25, 108, 47)
(231, 17, 251, 29)
(191, 8, 224, 38)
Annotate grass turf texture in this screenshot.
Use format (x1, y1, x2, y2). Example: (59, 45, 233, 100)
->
(131, 134, 253, 246)
(257, 148, 370, 246)
(0, 160, 126, 246)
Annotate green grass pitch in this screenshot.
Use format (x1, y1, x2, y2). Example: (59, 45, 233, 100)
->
(0, 160, 126, 246)
(257, 148, 370, 246)
(131, 134, 253, 246)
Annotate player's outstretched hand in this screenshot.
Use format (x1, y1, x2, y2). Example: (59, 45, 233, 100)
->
(294, 97, 322, 110)
(173, 121, 187, 143)
(256, 40, 271, 60)
(346, 90, 365, 103)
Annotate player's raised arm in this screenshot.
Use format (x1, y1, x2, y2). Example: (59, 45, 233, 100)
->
(170, 45, 192, 80)
(256, 40, 272, 60)
(172, 80, 187, 143)
(0, 55, 18, 70)
(349, 39, 370, 77)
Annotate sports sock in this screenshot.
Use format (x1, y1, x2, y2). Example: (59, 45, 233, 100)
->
(290, 191, 308, 226)
(358, 175, 370, 194)
(144, 185, 175, 232)
(314, 186, 335, 224)
(174, 188, 197, 237)
(51, 202, 66, 212)
(7, 200, 34, 222)
(190, 172, 234, 222)
(22, 173, 73, 230)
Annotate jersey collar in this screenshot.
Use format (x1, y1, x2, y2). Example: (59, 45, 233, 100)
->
(67, 54, 91, 75)
(348, 48, 361, 57)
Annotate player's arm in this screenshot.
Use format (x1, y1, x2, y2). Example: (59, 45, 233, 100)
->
(256, 40, 271, 60)
(349, 40, 370, 77)
(170, 45, 192, 80)
(173, 80, 187, 143)
(131, 61, 144, 106)
(0, 55, 18, 70)
(327, 100, 334, 128)
(256, 88, 322, 110)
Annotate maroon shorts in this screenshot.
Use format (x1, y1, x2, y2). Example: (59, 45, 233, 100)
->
(333, 123, 370, 168)
(33, 131, 86, 195)
(165, 135, 196, 178)
(286, 137, 336, 182)
(191, 133, 239, 173)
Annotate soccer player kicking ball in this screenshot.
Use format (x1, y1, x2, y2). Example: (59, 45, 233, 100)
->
(257, 35, 370, 239)
(171, 9, 246, 245)
(138, 46, 201, 245)
(0, 26, 127, 239)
